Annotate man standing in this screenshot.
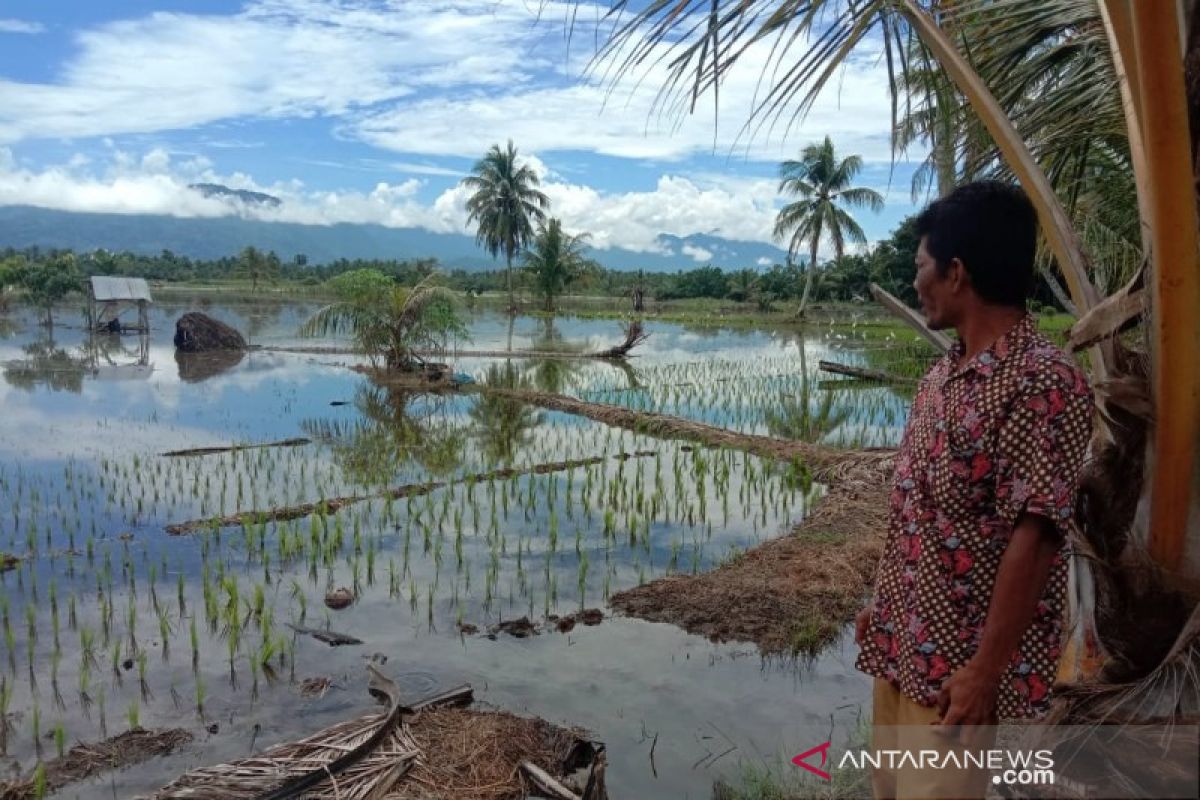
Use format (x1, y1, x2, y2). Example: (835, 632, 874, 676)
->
(854, 181, 1093, 798)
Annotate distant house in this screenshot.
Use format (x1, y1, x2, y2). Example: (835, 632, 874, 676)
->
(87, 276, 152, 332)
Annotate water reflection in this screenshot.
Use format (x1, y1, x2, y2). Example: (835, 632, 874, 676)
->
(469, 362, 544, 465)
(302, 381, 465, 482)
(527, 318, 584, 394)
(3, 338, 88, 393)
(175, 349, 246, 383)
(4, 330, 152, 393)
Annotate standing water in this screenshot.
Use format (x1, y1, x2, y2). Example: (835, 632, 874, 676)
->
(0, 297, 924, 797)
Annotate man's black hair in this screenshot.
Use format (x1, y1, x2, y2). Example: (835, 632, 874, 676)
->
(914, 180, 1038, 308)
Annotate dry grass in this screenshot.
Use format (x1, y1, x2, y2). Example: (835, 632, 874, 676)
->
(0, 728, 193, 800)
(148, 705, 597, 800)
(611, 479, 888, 655)
(399, 707, 591, 800)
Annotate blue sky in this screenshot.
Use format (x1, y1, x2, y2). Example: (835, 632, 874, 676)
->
(0, 1, 929, 262)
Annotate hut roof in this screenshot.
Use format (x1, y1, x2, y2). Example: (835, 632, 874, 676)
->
(89, 276, 152, 303)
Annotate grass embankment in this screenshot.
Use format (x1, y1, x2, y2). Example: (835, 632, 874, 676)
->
(611, 479, 887, 656)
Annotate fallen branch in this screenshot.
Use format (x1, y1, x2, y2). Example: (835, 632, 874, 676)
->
(166, 452, 654, 534)
(160, 437, 311, 457)
(592, 320, 649, 359)
(818, 360, 916, 385)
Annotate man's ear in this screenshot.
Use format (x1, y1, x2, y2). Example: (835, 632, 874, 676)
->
(948, 258, 969, 294)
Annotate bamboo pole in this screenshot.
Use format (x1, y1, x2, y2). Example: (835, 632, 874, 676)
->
(1129, 3, 1200, 570)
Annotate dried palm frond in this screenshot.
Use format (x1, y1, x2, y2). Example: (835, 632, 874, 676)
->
(151, 670, 603, 800)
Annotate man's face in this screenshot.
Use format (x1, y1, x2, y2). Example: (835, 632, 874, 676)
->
(913, 236, 957, 330)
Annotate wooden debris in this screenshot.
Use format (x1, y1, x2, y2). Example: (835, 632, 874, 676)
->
(160, 437, 310, 457)
(520, 761, 581, 800)
(593, 320, 650, 359)
(818, 359, 916, 384)
(287, 624, 363, 647)
(297, 677, 333, 699)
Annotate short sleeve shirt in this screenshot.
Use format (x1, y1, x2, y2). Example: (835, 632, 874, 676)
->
(854, 314, 1093, 720)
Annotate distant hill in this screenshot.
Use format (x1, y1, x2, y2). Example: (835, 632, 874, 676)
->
(188, 183, 281, 207)
(0, 205, 789, 271)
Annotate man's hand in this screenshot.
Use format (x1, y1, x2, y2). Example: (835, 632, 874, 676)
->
(934, 660, 1001, 741)
(854, 606, 872, 646)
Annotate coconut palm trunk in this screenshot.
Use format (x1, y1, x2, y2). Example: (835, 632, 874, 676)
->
(797, 235, 820, 319)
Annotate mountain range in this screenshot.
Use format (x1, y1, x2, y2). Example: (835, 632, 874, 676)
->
(0, 203, 789, 272)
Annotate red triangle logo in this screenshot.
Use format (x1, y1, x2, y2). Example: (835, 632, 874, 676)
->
(791, 741, 832, 781)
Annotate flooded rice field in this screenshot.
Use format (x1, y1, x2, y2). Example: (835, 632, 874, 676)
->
(0, 297, 930, 798)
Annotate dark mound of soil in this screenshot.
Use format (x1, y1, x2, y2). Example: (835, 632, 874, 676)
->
(174, 312, 247, 352)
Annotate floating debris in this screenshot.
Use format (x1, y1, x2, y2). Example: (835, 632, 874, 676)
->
(324, 587, 355, 610)
(0, 728, 193, 799)
(287, 624, 362, 647)
(297, 677, 333, 699)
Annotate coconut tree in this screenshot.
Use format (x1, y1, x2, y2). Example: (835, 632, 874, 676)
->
(524, 218, 593, 312)
(299, 272, 466, 370)
(773, 137, 884, 318)
(590, 0, 1200, 742)
(238, 246, 277, 293)
(461, 141, 550, 313)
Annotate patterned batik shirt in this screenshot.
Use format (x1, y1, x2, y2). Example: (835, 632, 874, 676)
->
(855, 314, 1093, 720)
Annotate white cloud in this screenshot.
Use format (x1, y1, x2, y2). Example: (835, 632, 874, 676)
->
(349, 42, 895, 162)
(0, 1, 900, 166)
(756, 257, 773, 267)
(0, 147, 788, 253)
(0, 19, 44, 34)
(681, 244, 713, 263)
(0, 1, 557, 143)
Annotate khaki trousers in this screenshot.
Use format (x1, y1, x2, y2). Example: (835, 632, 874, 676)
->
(870, 678, 997, 800)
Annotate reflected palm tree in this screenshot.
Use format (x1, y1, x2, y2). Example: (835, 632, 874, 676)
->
(302, 382, 465, 483)
(527, 318, 583, 394)
(469, 362, 543, 466)
(766, 378, 850, 444)
(3, 338, 87, 394)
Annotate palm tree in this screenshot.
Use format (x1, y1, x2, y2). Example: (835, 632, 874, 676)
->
(524, 218, 592, 312)
(238, 246, 275, 293)
(773, 137, 884, 319)
(461, 141, 550, 313)
(299, 273, 466, 370)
